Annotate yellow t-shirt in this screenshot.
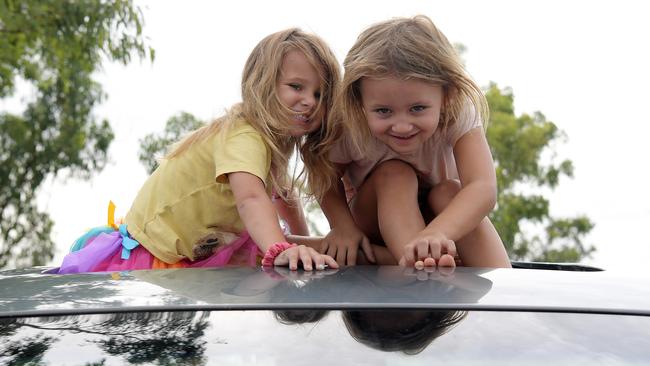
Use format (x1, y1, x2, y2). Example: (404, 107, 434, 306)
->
(124, 119, 272, 263)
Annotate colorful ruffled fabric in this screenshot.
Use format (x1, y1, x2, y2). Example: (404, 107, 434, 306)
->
(53, 201, 262, 274)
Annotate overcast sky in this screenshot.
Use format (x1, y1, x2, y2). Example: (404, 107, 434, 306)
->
(29, 0, 650, 273)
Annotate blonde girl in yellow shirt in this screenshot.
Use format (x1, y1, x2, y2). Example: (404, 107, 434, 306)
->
(55, 28, 340, 273)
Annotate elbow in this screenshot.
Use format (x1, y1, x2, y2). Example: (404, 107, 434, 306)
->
(465, 179, 497, 212)
(484, 180, 497, 211)
(235, 191, 267, 213)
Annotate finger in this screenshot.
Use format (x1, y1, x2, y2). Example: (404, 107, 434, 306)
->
(322, 254, 339, 269)
(319, 241, 329, 254)
(414, 260, 425, 270)
(426, 240, 442, 260)
(415, 239, 431, 261)
(437, 253, 456, 268)
(402, 246, 415, 266)
(326, 244, 337, 260)
(360, 237, 376, 263)
(336, 247, 347, 265)
(299, 246, 314, 271)
(347, 244, 357, 266)
(423, 257, 436, 267)
(312, 251, 326, 271)
(277, 248, 298, 271)
(442, 239, 457, 258)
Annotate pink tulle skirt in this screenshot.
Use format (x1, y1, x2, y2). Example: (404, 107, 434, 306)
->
(55, 227, 262, 274)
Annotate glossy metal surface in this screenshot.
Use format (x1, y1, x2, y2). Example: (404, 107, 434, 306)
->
(2, 310, 650, 365)
(1, 265, 650, 318)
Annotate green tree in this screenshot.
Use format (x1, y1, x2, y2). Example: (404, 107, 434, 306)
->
(486, 83, 595, 262)
(138, 112, 205, 174)
(0, 0, 153, 269)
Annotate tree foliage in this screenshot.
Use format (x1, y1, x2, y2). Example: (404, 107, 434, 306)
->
(138, 112, 205, 174)
(0, 0, 153, 268)
(486, 83, 595, 262)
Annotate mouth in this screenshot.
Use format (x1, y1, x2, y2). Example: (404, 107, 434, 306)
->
(389, 133, 418, 140)
(293, 113, 311, 124)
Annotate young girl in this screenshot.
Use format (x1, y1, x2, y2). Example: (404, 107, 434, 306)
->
(55, 28, 340, 273)
(318, 15, 511, 268)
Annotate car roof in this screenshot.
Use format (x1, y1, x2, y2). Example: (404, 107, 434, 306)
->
(1, 264, 649, 318)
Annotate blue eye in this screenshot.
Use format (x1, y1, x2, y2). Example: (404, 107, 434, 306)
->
(289, 83, 302, 90)
(411, 105, 426, 112)
(375, 108, 391, 115)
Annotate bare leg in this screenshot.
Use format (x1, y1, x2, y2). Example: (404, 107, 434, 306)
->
(428, 180, 511, 268)
(350, 160, 426, 262)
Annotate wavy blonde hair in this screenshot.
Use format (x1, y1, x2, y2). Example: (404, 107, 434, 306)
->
(166, 28, 340, 200)
(326, 15, 488, 155)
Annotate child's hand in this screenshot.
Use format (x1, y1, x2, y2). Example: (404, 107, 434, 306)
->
(273, 245, 339, 271)
(399, 231, 457, 269)
(320, 225, 376, 266)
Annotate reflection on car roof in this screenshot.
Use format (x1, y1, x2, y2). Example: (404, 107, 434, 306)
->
(1, 265, 650, 318)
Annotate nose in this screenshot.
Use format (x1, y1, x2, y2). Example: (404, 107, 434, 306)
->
(391, 119, 414, 134)
(301, 93, 315, 108)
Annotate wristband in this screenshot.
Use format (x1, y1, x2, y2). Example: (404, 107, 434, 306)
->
(261, 241, 297, 267)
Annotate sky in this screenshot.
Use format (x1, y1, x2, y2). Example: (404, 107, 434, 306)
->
(27, 0, 650, 273)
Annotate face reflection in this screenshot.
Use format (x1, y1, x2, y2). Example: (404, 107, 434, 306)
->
(276, 49, 323, 137)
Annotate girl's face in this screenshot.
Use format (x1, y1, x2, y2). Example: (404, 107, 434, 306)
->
(276, 50, 323, 137)
(360, 76, 443, 155)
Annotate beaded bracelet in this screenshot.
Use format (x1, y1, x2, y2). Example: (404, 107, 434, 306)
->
(261, 241, 297, 267)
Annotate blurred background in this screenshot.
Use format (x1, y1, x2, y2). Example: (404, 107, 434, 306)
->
(1, 0, 648, 272)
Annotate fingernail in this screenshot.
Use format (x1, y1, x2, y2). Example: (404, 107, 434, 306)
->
(316, 264, 325, 270)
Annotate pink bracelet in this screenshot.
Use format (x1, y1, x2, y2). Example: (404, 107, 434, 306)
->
(261, 241, 296, 267)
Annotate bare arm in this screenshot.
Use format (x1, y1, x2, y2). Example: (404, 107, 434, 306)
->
(319, 164, 376, 265)
(425, 128, 497, 241)
(228, 172, 287, 253)
(229, 171, 338, 270)
(273, 189, 310, 236)
(319, 164, 355, 229)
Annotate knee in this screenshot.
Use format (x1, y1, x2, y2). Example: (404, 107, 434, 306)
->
(428, 179, 461, 214)
(370, 160, 417, 185)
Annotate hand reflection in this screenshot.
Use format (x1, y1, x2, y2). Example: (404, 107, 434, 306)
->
(401, 265, 456, 281)
(267, 266, 339, 280)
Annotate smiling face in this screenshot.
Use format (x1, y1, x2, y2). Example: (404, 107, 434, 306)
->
(360, 76, 444, 155)
(276, 49, 323, 137)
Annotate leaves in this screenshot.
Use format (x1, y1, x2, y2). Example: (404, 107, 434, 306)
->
(0, 0, 152, 269)
(138, 112, 205, 174)
(486, 83, 595, 262)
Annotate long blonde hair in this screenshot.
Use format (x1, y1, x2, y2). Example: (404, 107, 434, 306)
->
(327, 15, 488, 155)
(166, 28, 340, 200)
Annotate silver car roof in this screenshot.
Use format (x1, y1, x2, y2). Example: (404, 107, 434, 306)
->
(1, 265, 649, 318)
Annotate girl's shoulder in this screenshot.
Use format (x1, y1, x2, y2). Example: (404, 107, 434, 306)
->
(219, 117, 264, 141)
(329, 131, 374, 163)
(443, 100, 483, 145)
